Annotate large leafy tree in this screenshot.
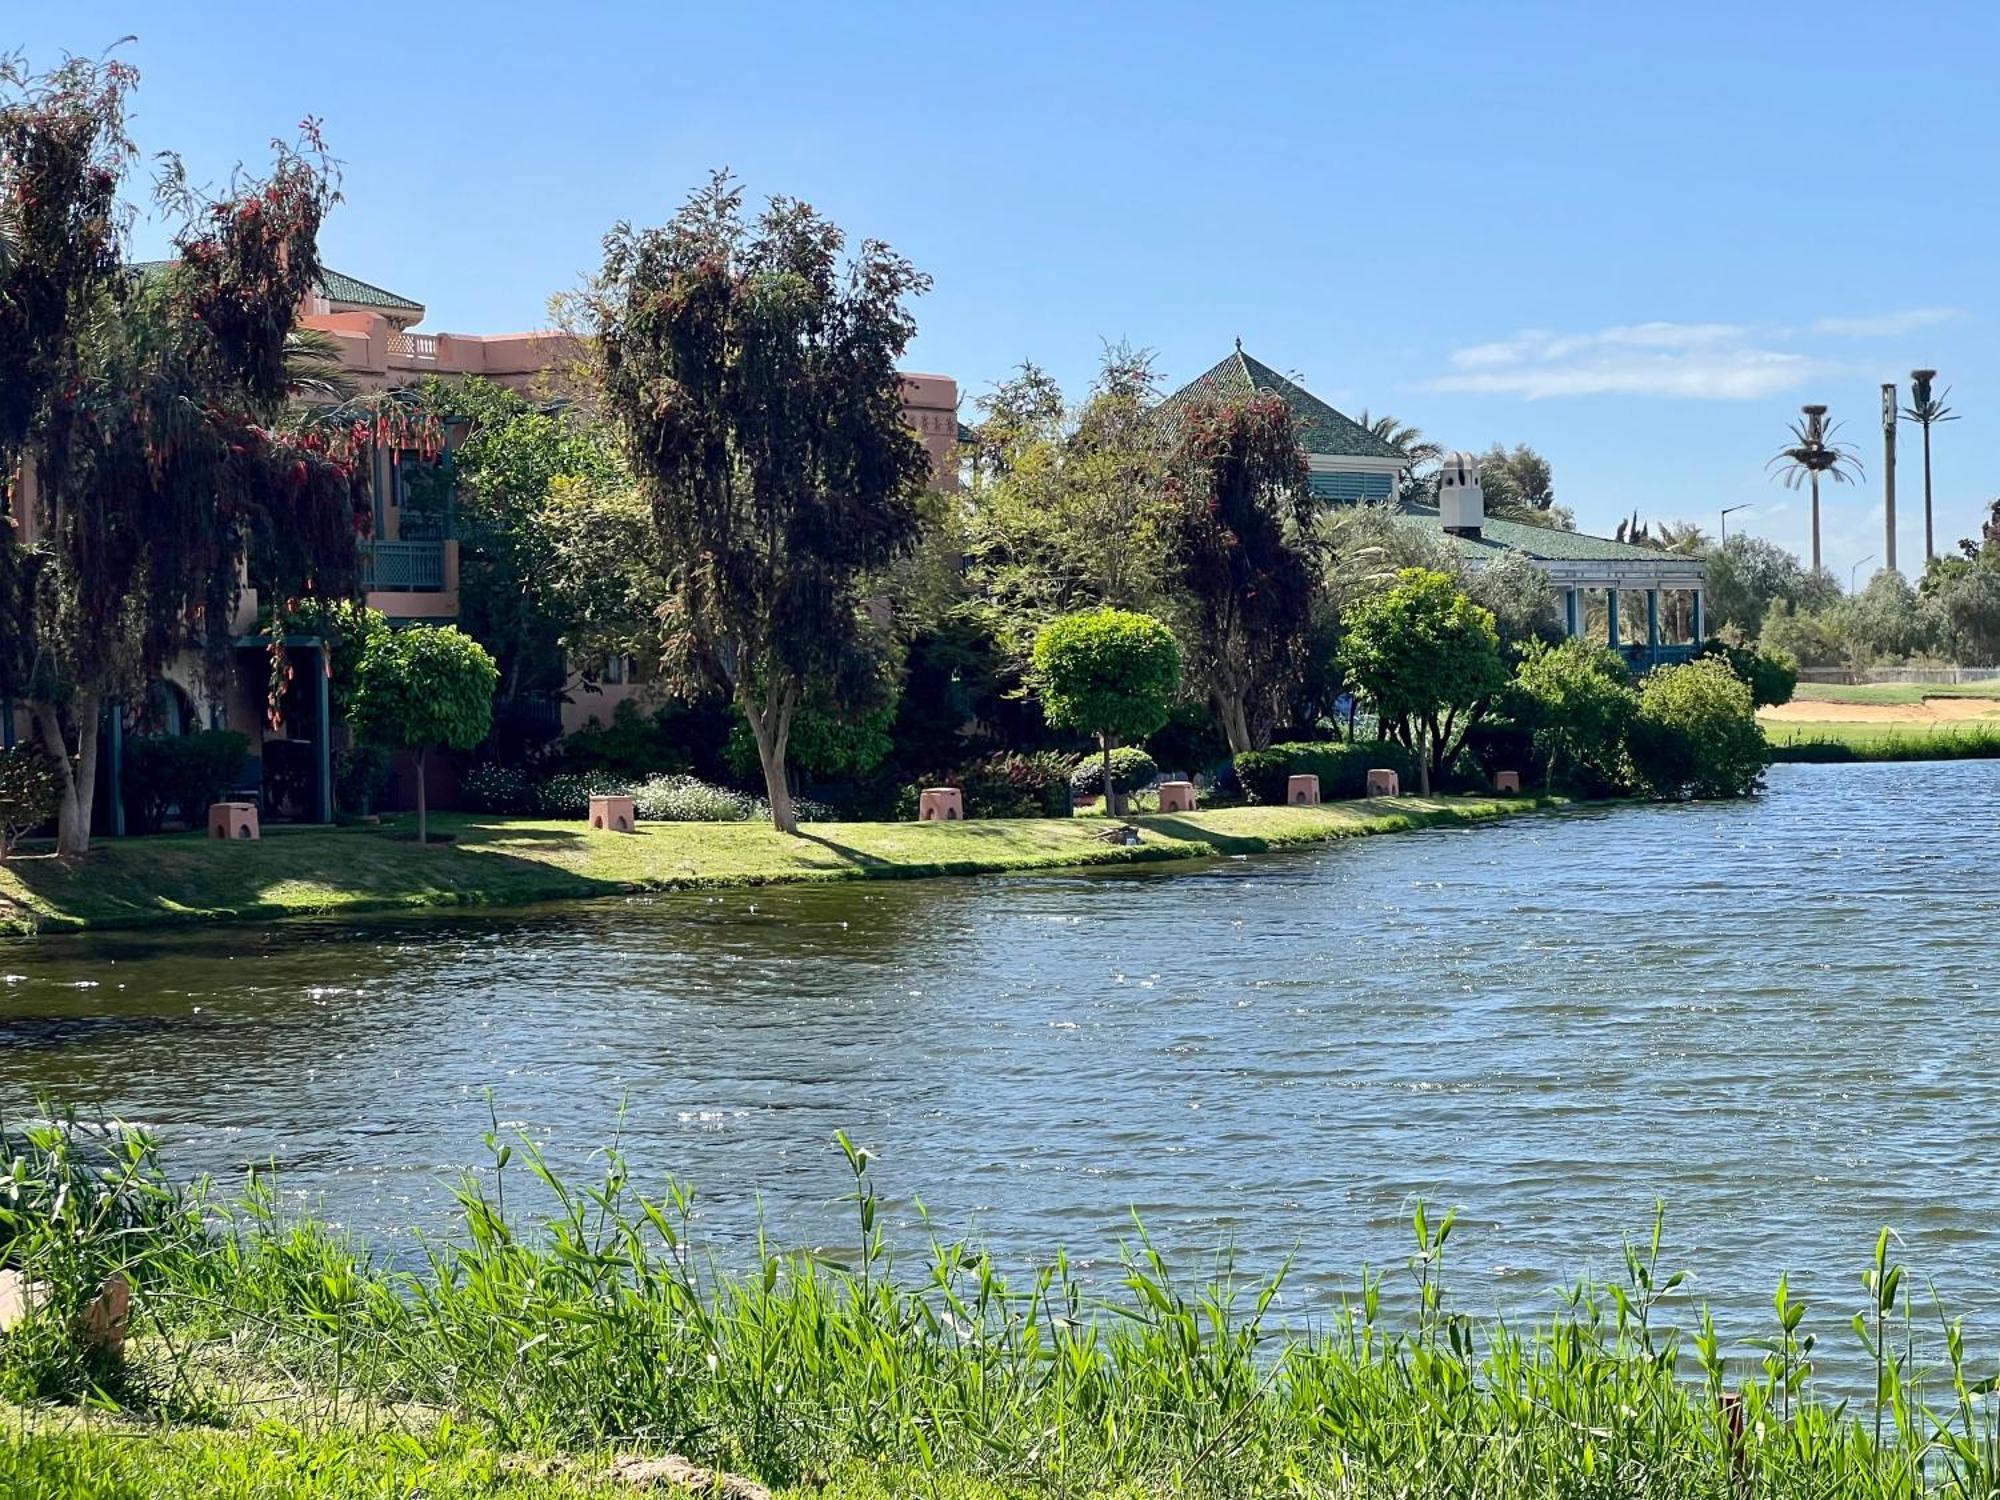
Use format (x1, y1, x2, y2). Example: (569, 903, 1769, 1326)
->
(1338, 568, 1507, 794)
(587, 173, 934, 833)
(1163, 392, 1316, 754)
(963, 345, 1178, 659)
(0, 56, 365, 854)
(1706, 534, 1840, 639)
(1477, 443, 1574, 530)
(1031, 609, 1180, 817)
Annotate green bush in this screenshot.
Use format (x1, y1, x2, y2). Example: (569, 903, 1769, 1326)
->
(1068, 747, 1157, 799)
(333, 741, 393, 817)
(461, 762, 538, 814)
(1233, 740, 1419, 803)
(561, 699, 691, 778)
(1698, 637, 1798, 707)
(905, 752, 1076, 820)
(531, 770, 633, 818)
(0, 747, 60, 856)
(1510, 639, 1637, 796)
(1627, 657, 1767, 800)
(120, 730, 249, 833)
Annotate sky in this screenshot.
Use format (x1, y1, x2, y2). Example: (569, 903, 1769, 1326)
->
(17, 1, 2000, 585)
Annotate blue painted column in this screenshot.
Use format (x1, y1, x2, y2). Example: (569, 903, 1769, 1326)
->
(1606, 590, 1620, 647)
(106, 702, 125, 837)
(1647, 590, 1660, 648)
(1691, 589, 1705, 642)
(1564, 589, 1579, 638)
(316, 644, 333, 824)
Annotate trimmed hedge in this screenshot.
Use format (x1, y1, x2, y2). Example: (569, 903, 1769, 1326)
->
(1068, 747, 1158, 799)
(1233, 740, 1420, 803)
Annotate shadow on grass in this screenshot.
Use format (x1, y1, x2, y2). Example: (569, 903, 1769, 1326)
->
(1127, 815, 1275, 856)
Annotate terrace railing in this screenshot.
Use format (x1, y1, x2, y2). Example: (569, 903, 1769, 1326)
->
(360, 539, 445, 592)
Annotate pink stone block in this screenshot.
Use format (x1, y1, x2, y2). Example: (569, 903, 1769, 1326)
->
(1365, 769, 1401, 797)
(918, 787, 964, 822)
(1286, 774, 1321, 805)
(207, 802, 260, 841)
(1494, 770, 1522, 794)
(589, 794, 637, 833)
(1156, 780, 1196, 813)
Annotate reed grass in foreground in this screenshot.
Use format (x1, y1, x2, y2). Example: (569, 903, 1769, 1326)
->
(5, 1114, 1999, 1498)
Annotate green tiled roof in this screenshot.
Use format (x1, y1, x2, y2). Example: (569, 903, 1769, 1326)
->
(315, 269, 423, 315)
(1155, 347, 1407, 461)
(1394, 501, 1688, 564)
(128, 262, 422, 317)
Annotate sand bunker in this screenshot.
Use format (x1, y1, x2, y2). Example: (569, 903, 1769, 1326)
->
(1763, 695, 2000, 724)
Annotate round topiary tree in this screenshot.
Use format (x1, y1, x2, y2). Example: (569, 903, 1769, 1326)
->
(349, 626, 498, 844)
(1032, 609, 1180, 817)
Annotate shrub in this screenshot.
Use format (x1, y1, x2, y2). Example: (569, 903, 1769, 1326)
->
(120, 730, 249, 833)
(531, 770, 634, 818)
(1698, 638, 1797, 707)
(0, 747, 60, 857)
(562, 700, 691, 778)
(461, 763, 537, 814)
(910, 752, 1076, 820)
(1627, 657, 1767, 800)
(1233, 740, 1419, 803)
(1034, 609, 1181, 814)
(631, 774, 755, 823)
(333, 742, 393, 817)
(1068, 747, 1157, 800)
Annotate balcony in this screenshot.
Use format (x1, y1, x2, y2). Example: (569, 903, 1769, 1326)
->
(360, 538, 445, 592)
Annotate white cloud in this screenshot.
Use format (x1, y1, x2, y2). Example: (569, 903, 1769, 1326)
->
(1429, 322, 1816, 400)
(1809, 307, 1962, 338)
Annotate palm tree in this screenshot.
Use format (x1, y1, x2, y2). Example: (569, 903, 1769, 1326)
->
(1768, 404, 1862, 573)
(1655, 519, 1711, 555)
(1901, 371, 1957, 563)
(1357, 410, 1443, 466)
(283, 325, 358, 405)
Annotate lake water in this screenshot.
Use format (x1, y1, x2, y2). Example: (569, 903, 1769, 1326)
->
(3, 760, 1998, 1349)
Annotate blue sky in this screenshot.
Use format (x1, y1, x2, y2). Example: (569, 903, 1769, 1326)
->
(20, 2, 2000, 582)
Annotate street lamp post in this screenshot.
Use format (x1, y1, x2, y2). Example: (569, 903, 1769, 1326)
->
(1851, 554, 1875, 594)
(1721, 504, 1748, 541)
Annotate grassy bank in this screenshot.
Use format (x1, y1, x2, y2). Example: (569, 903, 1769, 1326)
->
(0, 796, 1550, 937)
(2, 1119, 1995, 1499)
(1764, 718, 2000, 761)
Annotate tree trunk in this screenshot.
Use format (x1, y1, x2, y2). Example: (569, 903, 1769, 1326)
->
(35, 696, 99, 858)
(1101, 734, 1119, 818)
(415, 747, 428, 845)
(1216, 691, 1252, 758)
(741, 687, 798, 835)
(1415, 720, 1432, 797)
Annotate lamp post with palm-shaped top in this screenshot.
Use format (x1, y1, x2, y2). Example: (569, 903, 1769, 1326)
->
(1902, 370, 1957, 564)
(1770, 403, 1863, 575)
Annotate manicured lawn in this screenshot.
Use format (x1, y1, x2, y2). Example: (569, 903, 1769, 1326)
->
(1788, 680, 2000, 706)
(1763, 716, 2000, 760)
(0, 797, 1549, 936)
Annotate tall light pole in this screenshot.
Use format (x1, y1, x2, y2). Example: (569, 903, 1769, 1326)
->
(1882, 382, 1899, 575)
(1852, 553, 1875, 594)
(1721, 503, 1748, 541)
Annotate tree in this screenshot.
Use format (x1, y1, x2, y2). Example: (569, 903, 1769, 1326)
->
(1464, 549, 1564, 655)
(1031, 609, 1180, 817)
(1920, 562, 2000, 666)
(1511, 639, 1636, 795)
(1706, 534, 1840, 639)
(1845, 569, 1929, 662)
(1477, 444, 1574, 530)
(1626, 657, 1765, 800)
(1768, 403, 1862, 573)
(1338, 568, 1508, 794)
(586, 172, 934, 834)
(0, 746, 59, 858)
(1901, 372, 1957, 564)
(963, 345, 1178, 659)
(348, 625, 497, 844)
(0, 57, 366, 854)
(1164, 392, 1317, 754)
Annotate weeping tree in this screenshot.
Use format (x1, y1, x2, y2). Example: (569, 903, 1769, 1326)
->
(1769, 403, 1862, 574)
(586, 172, 935, 834)
(0, 56, 366, 854)
(1164, 392, 1318, 754)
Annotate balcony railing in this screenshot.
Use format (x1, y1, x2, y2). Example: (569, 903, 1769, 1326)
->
(360, 539, 445, 592)
(387, 330, 439, 362)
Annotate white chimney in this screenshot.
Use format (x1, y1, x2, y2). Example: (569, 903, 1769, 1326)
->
(1438, 450, 1484, 536)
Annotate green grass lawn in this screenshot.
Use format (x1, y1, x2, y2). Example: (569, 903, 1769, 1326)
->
(0, 796, 1548, 937)
(1790, 680, 2000, 705)
(1764, 717, 2000, 760)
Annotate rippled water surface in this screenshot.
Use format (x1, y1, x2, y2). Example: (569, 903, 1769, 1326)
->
(4, 760, 1998, 1335)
